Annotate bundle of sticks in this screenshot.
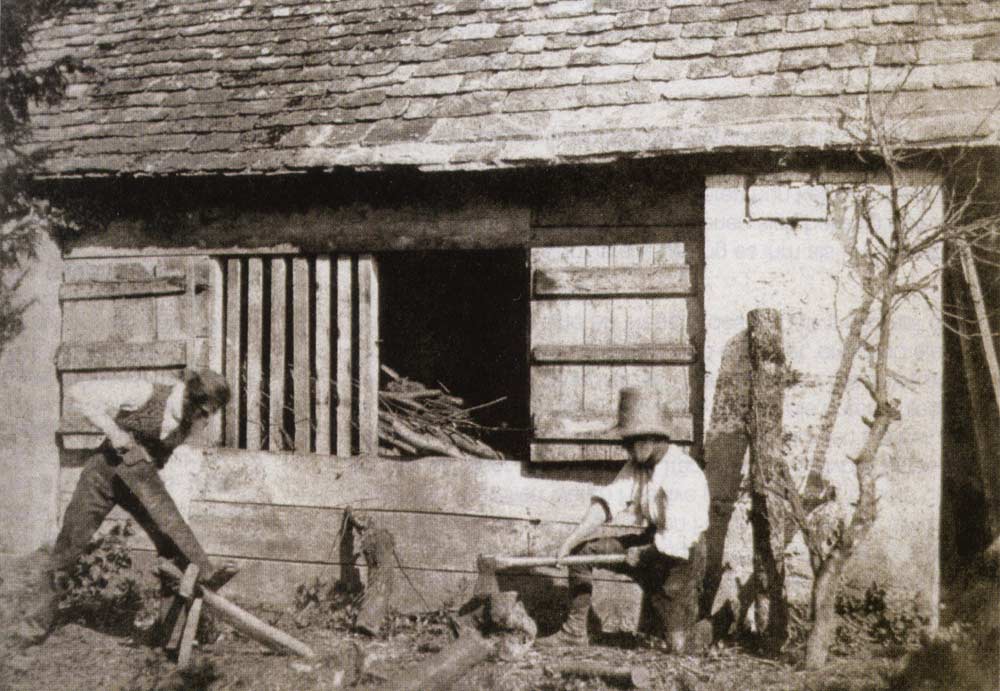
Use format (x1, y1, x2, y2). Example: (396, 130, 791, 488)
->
(378, 366, 505, 460)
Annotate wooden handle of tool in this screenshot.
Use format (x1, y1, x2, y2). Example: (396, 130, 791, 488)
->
(494, 554, 628, 569)
(157, 561, 316, 659)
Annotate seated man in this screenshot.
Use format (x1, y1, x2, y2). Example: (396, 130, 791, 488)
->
(538, 387, 711, 653)
(19, 368, 237, 645)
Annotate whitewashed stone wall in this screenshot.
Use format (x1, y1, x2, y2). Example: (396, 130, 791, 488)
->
(703, 172, 943, 627)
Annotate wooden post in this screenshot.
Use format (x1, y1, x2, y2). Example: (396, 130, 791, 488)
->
(245, 258, 264, 451)
(746, 308, 788, 652)
(269, 257, 287, 451)
(207, 259, 225, 445)
(224, 258, 243, 448)
(292, 258, 312, 452)
(315, 256, 333, 454)
(336, 255, 354, 456)
(358, 255, 380, 455)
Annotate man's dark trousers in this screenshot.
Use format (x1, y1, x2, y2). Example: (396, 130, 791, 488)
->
(567, 529, 707, 642)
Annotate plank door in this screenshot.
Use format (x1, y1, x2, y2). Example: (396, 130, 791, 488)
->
(529, 243, 700, 462)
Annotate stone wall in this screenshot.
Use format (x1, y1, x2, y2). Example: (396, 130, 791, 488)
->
(703, 171, 943, 626)
(0, 237, 63, 554)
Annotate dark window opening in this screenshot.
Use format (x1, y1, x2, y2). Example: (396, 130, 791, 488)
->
(378, 250, 531, 460)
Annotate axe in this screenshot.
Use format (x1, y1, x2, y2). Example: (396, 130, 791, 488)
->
(474, 553, 628, 598)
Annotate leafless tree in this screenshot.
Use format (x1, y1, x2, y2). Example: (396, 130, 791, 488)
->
(772, 79, 1000, 668)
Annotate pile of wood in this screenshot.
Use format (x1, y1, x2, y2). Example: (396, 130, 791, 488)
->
(378, 366, 505, 460)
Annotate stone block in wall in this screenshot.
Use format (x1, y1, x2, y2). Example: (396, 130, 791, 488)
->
(748, 183, 828, 221)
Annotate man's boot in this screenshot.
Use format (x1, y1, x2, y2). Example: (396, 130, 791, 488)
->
(535, 600, 590, 648)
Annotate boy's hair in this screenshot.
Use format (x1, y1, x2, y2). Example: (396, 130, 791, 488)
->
(183, 368, 231, 415)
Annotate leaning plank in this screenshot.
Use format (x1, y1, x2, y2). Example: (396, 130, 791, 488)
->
(198, 450, 621, 524)
(358, 255, 380, 455)
(534, 410, 693, 443)
(533, 265, 692, 298)
(336, 256, 354, 456)
(532, 344, 696, 364)
(224, 259, 243, 448)
(269, 258, 288, 452)
(58, 277, 186, 301)
(292, 258, 311, 452)
(959, 242, 1000, 422)
(56, 341, 187, 371)
(245, 258, 265, 451)
(314, 256, 333, 454)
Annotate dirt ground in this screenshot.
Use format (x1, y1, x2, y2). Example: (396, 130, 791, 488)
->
(0, 551, 991, 691)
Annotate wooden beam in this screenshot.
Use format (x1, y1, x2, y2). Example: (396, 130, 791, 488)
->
(534, 411, 693, 443)
(531, 344, 696, 364)
(269, 258, 288, 452)
(55, 341, 187, 371)
(292, 258, 312, 453)
(245, 258, 264, 451)
(206, 259, 226, 444)
(358, 255, 380, 455)
(314, 256, 333, 455)
(59, 277, 186, 301)
(529, 225, 703, 248)
(530, 443, 630, 463)
(335, 255, 354, 457)
(224, 258, 243, 448)
(533, 265, 692, 298)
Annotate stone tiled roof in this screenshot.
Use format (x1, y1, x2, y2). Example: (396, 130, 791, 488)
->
(27, 0, 1000, 176)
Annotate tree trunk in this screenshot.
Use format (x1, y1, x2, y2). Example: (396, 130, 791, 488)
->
(746, 308, 789, 653)
(804, 554, 844, 668)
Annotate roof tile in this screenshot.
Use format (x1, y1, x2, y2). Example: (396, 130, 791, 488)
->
(25, 0, 1000, 175)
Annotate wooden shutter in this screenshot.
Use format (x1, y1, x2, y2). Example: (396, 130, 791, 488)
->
(529, 243, 699, 462)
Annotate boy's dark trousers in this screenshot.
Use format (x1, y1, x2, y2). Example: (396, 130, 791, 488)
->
(567, 529, 707, 644)
(41, 445, 214, 640)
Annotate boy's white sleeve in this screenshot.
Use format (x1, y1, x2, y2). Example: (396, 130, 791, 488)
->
(68, 380, 153, 437)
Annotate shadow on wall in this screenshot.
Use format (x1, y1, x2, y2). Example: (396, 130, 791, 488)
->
(701, 330, 751, 621)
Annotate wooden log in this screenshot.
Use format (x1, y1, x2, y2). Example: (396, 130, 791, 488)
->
(381, 624, 493, 691)
(292, 258, 312, 452)
(746, 308, 788, 653)
(269, 257, 288, 451)
(315, 256, 333, 454)
(336, 255, 354, 456)
(177, 597, 203, 668)
(224, 258, 243, 448)
(354, 525, 397, 636)
(157, 560, 315, 659)
(358, 255, 380, 455)
(246, 258, 264, 451)
(386, 417, 465, 459)
(548, 663, 651, 689)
